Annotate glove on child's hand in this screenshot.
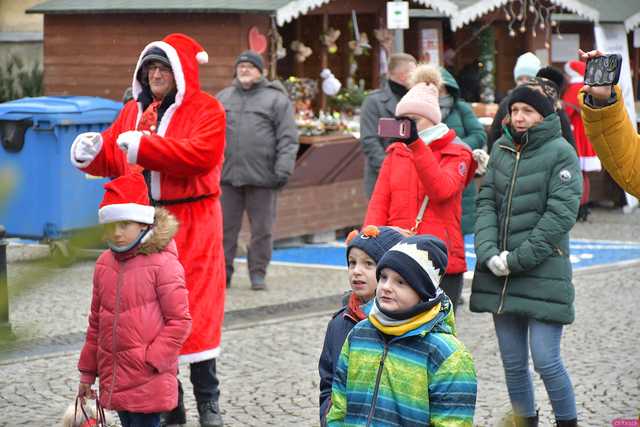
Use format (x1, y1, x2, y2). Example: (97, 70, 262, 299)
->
(487, 255, 509, 277)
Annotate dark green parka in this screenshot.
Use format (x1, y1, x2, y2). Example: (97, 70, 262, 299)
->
(440, 68, 487, 235)
(470, 113, 582, 324)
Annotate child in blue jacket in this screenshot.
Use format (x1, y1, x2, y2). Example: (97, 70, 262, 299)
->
(327, 235, 477, 426)
(318, 226, 404, 425)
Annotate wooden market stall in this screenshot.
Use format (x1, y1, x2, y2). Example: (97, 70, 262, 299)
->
(30, 0, 638, 239)
(27, 0, 457, 242)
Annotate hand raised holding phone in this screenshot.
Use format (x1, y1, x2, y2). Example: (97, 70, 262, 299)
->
(579, 49, 621, 101)
(377, 117, 419, 144)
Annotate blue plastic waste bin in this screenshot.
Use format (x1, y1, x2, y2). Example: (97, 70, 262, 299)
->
(0, 96, 122, 239)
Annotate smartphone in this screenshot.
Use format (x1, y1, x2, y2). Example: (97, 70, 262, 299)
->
(378, 117, 411, 139)
(584, 54, 622, 86)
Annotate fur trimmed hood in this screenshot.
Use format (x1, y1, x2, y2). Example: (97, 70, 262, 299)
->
(138, 207, 179, 255)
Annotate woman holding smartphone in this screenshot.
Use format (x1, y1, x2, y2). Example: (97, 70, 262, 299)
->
(364, 64, 477, 313)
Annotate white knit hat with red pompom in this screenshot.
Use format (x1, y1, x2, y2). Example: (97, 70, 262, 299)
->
(98, 173, 154, 225)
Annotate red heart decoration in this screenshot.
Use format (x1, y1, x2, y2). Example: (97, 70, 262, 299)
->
(249, 26, 268, 54)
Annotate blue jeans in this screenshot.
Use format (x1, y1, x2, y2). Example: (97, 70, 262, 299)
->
(117, 411, 160, 427)
(493, 314, 576, 420)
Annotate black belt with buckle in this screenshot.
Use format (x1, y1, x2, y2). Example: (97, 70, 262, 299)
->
(152, 193, 212, 206)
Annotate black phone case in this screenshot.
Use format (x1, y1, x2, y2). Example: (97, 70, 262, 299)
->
(584, 54, 622, 86)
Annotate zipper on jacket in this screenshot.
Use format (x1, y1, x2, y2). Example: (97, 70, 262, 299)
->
(366, 342, 389, 427)
(107, 266, 124, 408)
(497, 137, 526, 314)
(234, 92, 247, 184)
(497, 276, 510, 314)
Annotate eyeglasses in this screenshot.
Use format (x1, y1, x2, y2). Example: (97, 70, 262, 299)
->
(147, 64, 172, 75)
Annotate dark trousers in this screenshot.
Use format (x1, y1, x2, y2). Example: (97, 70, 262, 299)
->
(222, 184, 278, 283)
(117, 411, 160, 427)
(169, 359, 220, 417)
(190, 358, 220, 403)
(440, 273, 463, 312)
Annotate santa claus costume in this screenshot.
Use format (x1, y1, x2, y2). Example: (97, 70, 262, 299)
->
(70, 33, 226, 424)
(563, 60, 601, 219)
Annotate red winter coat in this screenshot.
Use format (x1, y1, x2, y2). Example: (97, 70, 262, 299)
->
(78, 209, 191, 412)
(71, 35, 226, 363)
(364, 129, 476, 274)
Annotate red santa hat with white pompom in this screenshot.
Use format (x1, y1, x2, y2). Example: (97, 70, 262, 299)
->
(564, 60, 586, 84)
(98, 173, 155, 225)
(132, 33, 209, 107)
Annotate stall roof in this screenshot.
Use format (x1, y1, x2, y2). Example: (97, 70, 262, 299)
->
(28, 0, 460, 26)
(27, 0, 286, 15)
(277, 0, 460, 25)
(449, 0, 599, 30)
(448, 0, 640, 31)
(28, 0, 640, 31)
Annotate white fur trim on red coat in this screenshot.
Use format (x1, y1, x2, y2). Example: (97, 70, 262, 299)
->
(126, 131, 143, 165)
(178, 346, 220, 364)
(99, 203, 155, 224)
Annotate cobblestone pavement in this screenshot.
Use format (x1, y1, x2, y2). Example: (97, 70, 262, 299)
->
(0, 206, 638, 425)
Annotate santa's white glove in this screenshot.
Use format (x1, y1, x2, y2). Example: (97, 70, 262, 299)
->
(71, 132, 102, 165)
(116, 130, 144, 164)
(487, 255, 509, 277)
(499, 251, 511, 275)
(472, 149, 489, 176)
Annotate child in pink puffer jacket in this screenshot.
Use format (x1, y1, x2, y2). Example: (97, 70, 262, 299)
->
(77, 173, 191, 427)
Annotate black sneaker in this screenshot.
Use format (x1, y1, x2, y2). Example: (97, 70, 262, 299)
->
(197, 401, 223, 427)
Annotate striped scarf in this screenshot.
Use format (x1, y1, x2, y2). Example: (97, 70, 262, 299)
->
(369, 298, 441, 336)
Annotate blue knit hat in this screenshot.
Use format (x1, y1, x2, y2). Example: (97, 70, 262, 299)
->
(346, 226, 404, 264)
(376, 234, 448, 302)
(513, 52, 541, 83)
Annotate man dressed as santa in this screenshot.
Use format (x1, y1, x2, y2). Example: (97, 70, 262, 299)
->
(71, 33, 226, 427)
(564, 59, 602, 221)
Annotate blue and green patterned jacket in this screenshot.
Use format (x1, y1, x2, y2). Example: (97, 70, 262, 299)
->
(326, 302, 476, 426)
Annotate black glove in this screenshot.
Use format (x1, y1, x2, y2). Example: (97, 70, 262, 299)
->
(275, 175, 288, 189)
(395, 116, 419, 145)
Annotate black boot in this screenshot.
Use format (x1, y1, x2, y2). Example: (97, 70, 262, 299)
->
(160, 380, 186, 426)
(556, 419, 577, 427)
(577, 204, 591, 222)
(513, 411, 538, 427)
(197, 400, 223, 427)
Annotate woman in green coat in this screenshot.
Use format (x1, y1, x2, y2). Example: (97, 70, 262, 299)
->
(440, 68, 487, 235)
(470, 78, 582, 427)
